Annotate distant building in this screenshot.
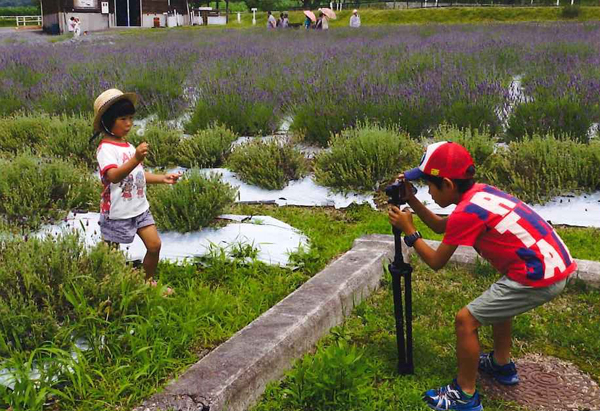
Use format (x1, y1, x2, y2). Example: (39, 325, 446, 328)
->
(40, 0, 193, 33)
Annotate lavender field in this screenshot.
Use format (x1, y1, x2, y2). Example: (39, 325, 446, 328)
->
(3, 23, 600, 411)
(1, 23, 600, 144)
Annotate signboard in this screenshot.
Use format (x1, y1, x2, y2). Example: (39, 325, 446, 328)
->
(74, 0, 97, 8)
(101, 1, 109, 13)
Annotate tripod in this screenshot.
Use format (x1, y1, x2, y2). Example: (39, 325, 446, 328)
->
(389, 225, 414, 375)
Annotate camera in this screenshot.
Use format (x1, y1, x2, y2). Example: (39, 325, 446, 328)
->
(385, 180, 417, 206)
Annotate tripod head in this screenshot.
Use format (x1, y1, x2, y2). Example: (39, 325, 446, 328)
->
(385, 180, 417, 210)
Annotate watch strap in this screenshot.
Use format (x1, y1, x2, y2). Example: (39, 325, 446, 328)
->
(404, 231, 422, 247)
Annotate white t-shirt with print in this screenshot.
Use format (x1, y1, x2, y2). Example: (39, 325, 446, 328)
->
(96, 139, 149, 219)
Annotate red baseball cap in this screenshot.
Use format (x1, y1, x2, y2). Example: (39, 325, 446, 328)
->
(404, 141, 475, 181)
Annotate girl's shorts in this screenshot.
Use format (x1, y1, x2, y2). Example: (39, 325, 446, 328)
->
(99, 209, 155, 244)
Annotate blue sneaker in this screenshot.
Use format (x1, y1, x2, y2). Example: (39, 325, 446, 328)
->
(478, 351, 519, 385)
(423, 379, 483, 411)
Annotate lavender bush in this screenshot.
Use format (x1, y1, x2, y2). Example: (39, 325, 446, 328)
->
(227, 138, 308, 190)
(313, 123, 421, 192)
(148, 169, 238, 232)
(0, 153, 99, 230)
(177, 123, 238, 168)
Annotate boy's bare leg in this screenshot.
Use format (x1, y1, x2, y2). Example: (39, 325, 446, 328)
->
(137, 224, 161, 280)
(492, 318, 512, 365)
(455, 307, 482, 395)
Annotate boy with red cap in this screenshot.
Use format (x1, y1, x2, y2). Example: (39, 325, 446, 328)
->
(388, 141, 575, 411)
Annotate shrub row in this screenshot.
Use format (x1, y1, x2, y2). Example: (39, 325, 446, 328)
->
(303, 124, 600, 203)
(0, 115, 238, 170)
(0, 114, 96, 167)
(0, 153, 99, 230)
(0, 156, 238, 233)
(434, 126, 600, 203)
(0, 235, 146, 356)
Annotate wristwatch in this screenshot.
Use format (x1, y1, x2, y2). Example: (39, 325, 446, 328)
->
(404, 231, 422, 247)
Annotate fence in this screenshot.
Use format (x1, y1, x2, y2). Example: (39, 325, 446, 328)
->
(0, 15, 42, 27)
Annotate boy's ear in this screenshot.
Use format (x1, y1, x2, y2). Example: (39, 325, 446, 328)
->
(442, 177, 456, 191)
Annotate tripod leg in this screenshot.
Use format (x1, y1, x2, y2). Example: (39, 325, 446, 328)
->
(404, 267, 414, 374)
(389, 264, 407, 374)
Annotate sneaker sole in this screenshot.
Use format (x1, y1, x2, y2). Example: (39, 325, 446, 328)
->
(479, 367, 519, 386)
(494, 376, 519, 386)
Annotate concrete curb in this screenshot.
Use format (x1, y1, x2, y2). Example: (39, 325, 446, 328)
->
(134, 235, 600, 411)
(134, 234, 396, 411)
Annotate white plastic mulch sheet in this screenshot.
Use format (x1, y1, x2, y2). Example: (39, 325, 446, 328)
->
(35, 212, 308, 266)
(183, 167, 376, 209)
(413, 186, 600, 228)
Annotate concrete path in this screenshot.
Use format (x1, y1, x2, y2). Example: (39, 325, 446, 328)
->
(134, 235, 600, 411)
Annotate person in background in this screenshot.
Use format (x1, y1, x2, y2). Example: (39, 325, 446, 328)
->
(276, 12, 284, 28)
(304, 14, 313, 29)
(315, 12, 323, 30)
(282, 13, 289, 28)
(74, 17, 81, 37)
(349, 9, 361, 28)
(321, 12, 329, 30)
(267, 11, 277, 29)
(68, 16, 76, 34)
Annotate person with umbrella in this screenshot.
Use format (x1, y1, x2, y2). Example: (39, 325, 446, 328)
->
(319, 8, 336, 30)
(303, 10, 315, 29)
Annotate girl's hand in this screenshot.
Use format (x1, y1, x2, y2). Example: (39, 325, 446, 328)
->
(135, 142, 149, 162)
(163, 172, 182, 184)
(388, 205, 416, 234)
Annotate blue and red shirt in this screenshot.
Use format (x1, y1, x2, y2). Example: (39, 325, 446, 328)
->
(443, 184, 576, 287)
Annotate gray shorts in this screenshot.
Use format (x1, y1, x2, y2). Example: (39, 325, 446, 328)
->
(467, 275, 568, 326)
(99, 209, 155, 244)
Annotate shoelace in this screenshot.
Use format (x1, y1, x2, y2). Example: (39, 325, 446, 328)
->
(433, 383, 465, 410)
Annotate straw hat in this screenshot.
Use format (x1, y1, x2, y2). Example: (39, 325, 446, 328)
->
(93, 88, 137, 133)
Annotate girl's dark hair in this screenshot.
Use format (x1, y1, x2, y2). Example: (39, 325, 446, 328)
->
(101, 99, 136, 135)
(422, 165, 476, 194)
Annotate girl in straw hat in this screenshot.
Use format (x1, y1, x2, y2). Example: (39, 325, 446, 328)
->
(92, 88, 180, 292)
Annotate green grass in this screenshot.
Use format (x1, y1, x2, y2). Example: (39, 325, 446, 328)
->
(0, 18, 15, 27)
(253, 256, 600, 411)
(1, 202, 597, 410)
(47, 33, 73, 43)
(175, 6, 600, 29)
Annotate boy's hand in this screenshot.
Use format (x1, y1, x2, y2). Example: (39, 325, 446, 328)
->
(135, 142, 149, 162)
(162, 172, 182, 185)
(388, 205, 416, 234)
